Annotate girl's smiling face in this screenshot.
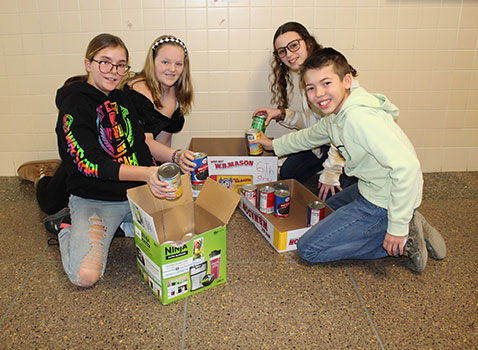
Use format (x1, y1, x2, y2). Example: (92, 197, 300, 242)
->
(154, 44, 185, 90)
(85, 46, 127, 95)
(274, 31, 309, 71)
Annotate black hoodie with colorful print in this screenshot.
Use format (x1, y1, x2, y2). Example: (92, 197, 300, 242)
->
(55, 81, 156, 201)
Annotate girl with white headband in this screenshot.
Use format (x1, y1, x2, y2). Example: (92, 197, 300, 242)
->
(121, 35, 193, 147)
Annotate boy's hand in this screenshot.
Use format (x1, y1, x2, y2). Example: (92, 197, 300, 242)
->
(252, 108, 282, 126)
(383, 233, 406, 256)
(256, 131, 274, 151)
(317, 182, 342, 201)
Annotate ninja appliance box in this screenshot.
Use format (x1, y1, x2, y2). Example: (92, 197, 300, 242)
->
(127, 175, 240, 305)
(189, 137, 278, 194)
(240, 179, 333, 253)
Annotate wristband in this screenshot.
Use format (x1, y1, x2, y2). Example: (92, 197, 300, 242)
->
(172, 149, 181, 164)
(278, 106, 286, 120)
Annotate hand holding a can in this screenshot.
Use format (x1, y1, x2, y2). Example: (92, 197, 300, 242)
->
(145, 166, 178, 199)
(176, 150, 196, 174)
(255, 131, 274, 151)
(252, 107, 283, 126)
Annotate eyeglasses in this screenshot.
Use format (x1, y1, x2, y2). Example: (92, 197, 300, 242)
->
(274, 39, 304, 59)
(91, 59, 131, 76)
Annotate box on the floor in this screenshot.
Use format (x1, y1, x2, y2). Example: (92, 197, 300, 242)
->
(127, 175, 240, 305)
(189, 137, 278, 194)
(240, 179, 333, 253)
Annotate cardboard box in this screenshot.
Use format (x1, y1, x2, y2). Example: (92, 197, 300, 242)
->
(239, 179, 333, 253)
(127, 175, 240, 305)
(189, 137, 278, 194)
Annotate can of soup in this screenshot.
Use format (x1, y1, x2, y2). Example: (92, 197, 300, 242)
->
(274, 189, 290, 218)
(246, 128, 263, 156)
(191, 152, 208, 190)
(241, 184, 257, 207)
(259, 185, 275, 214)
(251, 114, 267, 132)
(157, 162, 182, 200)
(307, 201, 325, 226)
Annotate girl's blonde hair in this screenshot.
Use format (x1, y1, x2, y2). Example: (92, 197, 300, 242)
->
(122, 35, 193, 115)
(65, 33, 129, 86)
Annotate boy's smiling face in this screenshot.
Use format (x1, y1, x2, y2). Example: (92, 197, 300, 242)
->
(304, 64, 352, 115)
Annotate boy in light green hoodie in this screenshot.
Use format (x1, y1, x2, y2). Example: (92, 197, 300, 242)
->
(257, 48, 446, 273)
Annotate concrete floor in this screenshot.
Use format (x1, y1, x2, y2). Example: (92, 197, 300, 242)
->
(0, 172, 477, 349)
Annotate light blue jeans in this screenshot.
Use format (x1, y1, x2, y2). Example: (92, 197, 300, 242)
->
(297, 184, 389, 262)
(58, 195, 134, 286)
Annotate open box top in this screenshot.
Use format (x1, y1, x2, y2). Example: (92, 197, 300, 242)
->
(189, 137, 276, 157)
(127, 175, 240, 244)
(255, 179, 333, 232)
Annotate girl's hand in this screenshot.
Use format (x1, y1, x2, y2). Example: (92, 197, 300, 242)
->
(253, 107, 282, 126)
(317, 182, 343, 202)
(177, 150, 196, 174)
(146, 167, 176, 198)
(255, 131, 274, 151)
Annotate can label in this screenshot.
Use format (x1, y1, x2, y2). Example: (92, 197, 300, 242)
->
(241, 184, 257, 207)
(246, 128, 263, 156)
(259, 186, 275, 214)
(157, 162, 183, 200)
(191, 152, 208, 189)
(274, 189, 290, 217)
(307, 201, 325, 226)
(251, 115, 266, 132)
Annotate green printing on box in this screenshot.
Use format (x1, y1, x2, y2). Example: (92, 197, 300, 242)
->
(127, 175, 240, 305)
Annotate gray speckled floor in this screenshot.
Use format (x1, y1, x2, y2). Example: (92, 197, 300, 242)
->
(1, 172, 477, 349)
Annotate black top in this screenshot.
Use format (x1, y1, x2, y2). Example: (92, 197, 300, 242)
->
(55, 81, 156, 201)
(123, 84, 185, 138)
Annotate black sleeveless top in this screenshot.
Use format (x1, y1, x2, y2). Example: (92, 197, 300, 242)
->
(123, 84, 185, 138)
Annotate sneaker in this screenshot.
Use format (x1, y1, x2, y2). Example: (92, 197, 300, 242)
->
(404, 214, 428, 273)
(17, 159, 61, 186)
(43, 207, 70, 235)
(414, 211, 446, 260)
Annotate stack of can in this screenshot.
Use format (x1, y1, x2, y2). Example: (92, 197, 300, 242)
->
(256, 183, 290, 218)
(190, 152, 209, 190)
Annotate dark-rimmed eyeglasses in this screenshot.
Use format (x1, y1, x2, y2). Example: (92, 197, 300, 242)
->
(91, 59, 131, 76)
(274, 39, 304, 59)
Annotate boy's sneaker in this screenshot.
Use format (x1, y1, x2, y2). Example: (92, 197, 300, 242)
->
(404, 214, 428, 273)
(43, 208, 70, 235)
(413, 211, 446, 260)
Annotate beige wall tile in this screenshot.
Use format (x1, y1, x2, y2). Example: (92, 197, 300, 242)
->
(468, 149, 478, 171)
(1, 1, 477, 175)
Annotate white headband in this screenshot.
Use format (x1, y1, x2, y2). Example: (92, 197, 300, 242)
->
(152, 37, 188, 57)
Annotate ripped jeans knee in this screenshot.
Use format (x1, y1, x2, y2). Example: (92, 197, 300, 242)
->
(58, 195, 133, 287)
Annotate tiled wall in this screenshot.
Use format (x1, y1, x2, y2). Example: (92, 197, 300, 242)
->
(0, 0, 477, 175)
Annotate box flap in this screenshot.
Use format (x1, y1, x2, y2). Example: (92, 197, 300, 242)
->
(189, 137, 275, 157)
(195, 177, 241, 224)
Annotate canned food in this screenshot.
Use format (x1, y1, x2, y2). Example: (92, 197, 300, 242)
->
(246, 128, 263, 156)
(191, 152, 208, 190)
(273, 182, 289, 192)
(307, 201, 325, 226)
(259, 185, 275, 214)
(251, 114, 267, 132)
(274, 189, 290, 218)
(241, 184, 257, 207)
(157, 162, 182, 200)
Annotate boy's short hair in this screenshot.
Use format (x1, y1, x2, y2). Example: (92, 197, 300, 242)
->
(300, 47, 354, 81)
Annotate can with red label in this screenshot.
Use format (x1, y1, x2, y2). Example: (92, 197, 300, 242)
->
(241, 184, 257, 207)
(307, 201, 325, 226)
(191, 152, 208, 190)
(259, 186, 275, 214)
(274, 189, 290, 218)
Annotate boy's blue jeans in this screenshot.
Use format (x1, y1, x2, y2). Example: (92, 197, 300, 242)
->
(297, 184, 390, 262)
(58, 195, 134, 286)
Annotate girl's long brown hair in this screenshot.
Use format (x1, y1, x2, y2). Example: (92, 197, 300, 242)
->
(270, 22, 322, 109)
